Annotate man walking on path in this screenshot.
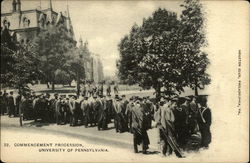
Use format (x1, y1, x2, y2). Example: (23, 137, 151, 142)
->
(131, 98, 150, 154)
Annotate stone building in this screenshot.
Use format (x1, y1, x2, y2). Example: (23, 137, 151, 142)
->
(91, 53, 104, 83)
(1, 0, 74, 43)
(1, 0, 104, 84)
(78, 37, 104, 83)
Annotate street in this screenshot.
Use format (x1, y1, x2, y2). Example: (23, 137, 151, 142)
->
(1, 115, 170, 162)
(1, 114, 213, 162)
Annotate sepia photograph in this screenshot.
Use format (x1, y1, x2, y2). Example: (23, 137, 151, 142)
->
(0, 0, 249, 162)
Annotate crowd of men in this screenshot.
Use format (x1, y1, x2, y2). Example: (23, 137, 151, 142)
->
(80, 83, 119, 97)
(0, 89, 211, 157)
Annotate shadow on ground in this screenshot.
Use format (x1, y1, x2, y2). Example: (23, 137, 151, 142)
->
(37, 89, 76, 94)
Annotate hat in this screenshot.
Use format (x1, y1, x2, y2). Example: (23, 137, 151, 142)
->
(171, 97, 178, 102)
(121, 95, 126, 97)
(160, 97, 165, 102)
(84, 96, 89, 99)
(61, 95, 66, 98)
(93, 96, 97, 99)
(138, 97, 142, 101)
(184, 96, 191, 101)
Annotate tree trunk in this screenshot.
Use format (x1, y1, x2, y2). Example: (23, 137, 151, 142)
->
(47, 82, 50, 89)
(194, 80, 199, 96)
(155, 83, 161, 102)
(76, 71, 80, 96)
(51, 81, 55, 92)
(195, 86, 198, 96)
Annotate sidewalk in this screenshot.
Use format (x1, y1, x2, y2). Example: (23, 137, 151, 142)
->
(1, 115, 159, 151)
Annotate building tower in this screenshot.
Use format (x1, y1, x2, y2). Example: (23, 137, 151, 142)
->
(12, 0, 17, 12)
(16, 0, 21, 12)
(48, 0, 53, 10)
(79, 36, 83, 47)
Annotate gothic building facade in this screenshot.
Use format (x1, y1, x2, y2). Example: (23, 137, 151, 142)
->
(1, 0, 104, 83)
(78, 37, 104, 83)
(1, 0, 74, 44)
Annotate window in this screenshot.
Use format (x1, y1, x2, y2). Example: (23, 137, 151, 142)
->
(23, 17, 30, 27)
(2, 18, 10, 29)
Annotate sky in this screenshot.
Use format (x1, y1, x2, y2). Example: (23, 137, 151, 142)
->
(2, 0, 183, 77)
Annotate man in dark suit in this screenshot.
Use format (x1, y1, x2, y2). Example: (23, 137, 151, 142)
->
(68, 95, 78, 126)
(92, 95, 101, 127)
(95, 95, 104, 130)
(0, 91, 4, 115)
(106, 84, 111, 96)
(121, 95, 129, 132)
(15, 92, 22, 117)
(113, 96, 122, 133)
(131, 98, 150, 154)
(8, 91, 15, 117)
(143, 96, 154, 130)
(48, 93, 58, 123)
(126, 97, 134, 133)
(2, 91, 8, 115)
(173, 97, 188, 147)
(100, 95, 108, 130)
(81, 96, 90, 127)
(40, 94, 48, 122)
(106, 95, 114, 123)
(197, 96, 212, 148)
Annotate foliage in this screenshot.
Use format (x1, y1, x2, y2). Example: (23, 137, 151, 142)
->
(118, 8, 182, 99)
(118, 0, 210, 100)
(32, 24, 76, 89)
(1, 37, 40, 93)
(179, 0, 210, 94)
(64, 47, 86, 81)
(54, 69, 71, 85)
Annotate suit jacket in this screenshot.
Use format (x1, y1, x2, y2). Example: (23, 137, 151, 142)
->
(161, 104, 175, 130)
(131, 103, 145, 130)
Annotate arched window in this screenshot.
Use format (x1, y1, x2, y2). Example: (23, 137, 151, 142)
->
(27, 19, 30, 27)
(2, 18, 10, 29)
(39, 14, 45, 28)
(23, 17, 30, 27)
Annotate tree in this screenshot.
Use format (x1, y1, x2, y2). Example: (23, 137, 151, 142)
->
(64, 47, 86, 95)
(1, 29, 40, 93)
(118, 8, 182, 101)
(54, 69, 72, 86)
(118, 1, 210, 100)
(32, 24, 76, 91)
(179, 0, 210, 95)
